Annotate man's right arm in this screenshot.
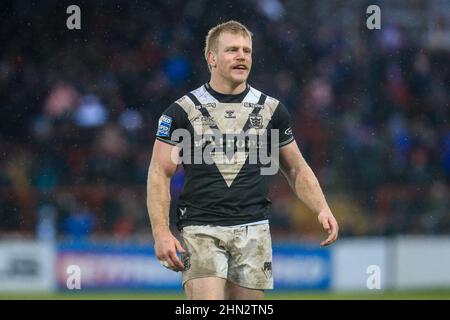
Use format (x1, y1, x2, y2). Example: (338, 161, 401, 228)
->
(147, 140, 185, 271)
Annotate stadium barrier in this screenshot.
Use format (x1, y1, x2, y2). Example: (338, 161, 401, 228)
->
(56, 242, 181, 290)
(0, 237, 449, 293)
(332, 238, 389, 291)
(55, 242, 331, 290)
(0, 241, 55, 292)
(394, 236, 450, 289)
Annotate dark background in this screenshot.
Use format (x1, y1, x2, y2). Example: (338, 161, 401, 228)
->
(0, 0, 449, 243)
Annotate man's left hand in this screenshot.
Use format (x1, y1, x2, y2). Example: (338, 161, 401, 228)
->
(318, 210, 339, 247)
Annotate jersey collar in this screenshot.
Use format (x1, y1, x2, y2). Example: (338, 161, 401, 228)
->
(204, 82, 250, 103)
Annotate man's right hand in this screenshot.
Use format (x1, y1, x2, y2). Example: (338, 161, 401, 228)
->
(153, 229, 186, 272)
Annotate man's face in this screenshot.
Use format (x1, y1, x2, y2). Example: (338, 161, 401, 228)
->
(210, 32, 252, 85)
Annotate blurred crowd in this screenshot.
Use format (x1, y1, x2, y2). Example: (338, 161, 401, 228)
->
(0, 0, 449, 242)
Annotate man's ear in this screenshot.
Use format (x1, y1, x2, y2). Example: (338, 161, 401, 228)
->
(208, 51, 217, 68)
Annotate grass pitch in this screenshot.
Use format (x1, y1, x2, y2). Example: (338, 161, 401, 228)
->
(1, 289, 450, 300)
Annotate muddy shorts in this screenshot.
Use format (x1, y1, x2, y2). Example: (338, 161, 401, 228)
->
(180, 223, 273, 290)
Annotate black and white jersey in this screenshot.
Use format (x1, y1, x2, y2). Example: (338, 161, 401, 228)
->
(155, 83, 294, 230)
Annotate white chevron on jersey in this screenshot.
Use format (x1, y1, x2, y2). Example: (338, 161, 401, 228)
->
(176, 84, 280, 187)
(190, 85, 219, 104)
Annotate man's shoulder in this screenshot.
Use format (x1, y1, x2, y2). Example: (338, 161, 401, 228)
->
(175, 84, 217, 107)
(246, 85, 281, 110)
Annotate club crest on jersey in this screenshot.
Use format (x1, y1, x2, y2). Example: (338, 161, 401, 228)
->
(225, 110, 236, 118)
(244, 102, 264, 109)
(249, 114, 263, 129)
(157, 115, 172, 137)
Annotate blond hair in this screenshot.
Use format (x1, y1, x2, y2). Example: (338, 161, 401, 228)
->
(204, 20, 253, 71)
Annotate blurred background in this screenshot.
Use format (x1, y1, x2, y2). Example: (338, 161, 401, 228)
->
(0, 0, 449, 299)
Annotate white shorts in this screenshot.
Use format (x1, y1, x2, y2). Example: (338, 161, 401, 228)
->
(180, 223, 273, 290)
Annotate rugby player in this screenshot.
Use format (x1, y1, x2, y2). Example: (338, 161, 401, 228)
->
(147, 20, 338, 300)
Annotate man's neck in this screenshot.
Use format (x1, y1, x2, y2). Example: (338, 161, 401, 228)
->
(209, 76, 247, 95)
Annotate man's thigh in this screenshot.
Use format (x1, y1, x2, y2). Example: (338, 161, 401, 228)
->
(225, 280, 264, 300)
(184, 277, 227, 300)
(181, 226, 230, 288)
(228, 224, 273, 290)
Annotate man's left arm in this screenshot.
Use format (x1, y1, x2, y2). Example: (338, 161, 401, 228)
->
(278, 141, 339, 246)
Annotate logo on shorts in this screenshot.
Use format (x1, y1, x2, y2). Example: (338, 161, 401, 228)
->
(263, 262, 272, 278)
(182, 252, 191, 271)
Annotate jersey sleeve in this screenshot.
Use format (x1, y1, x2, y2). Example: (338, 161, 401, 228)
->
(271, 102, 295, 147)
(155, 102, 189, 145)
